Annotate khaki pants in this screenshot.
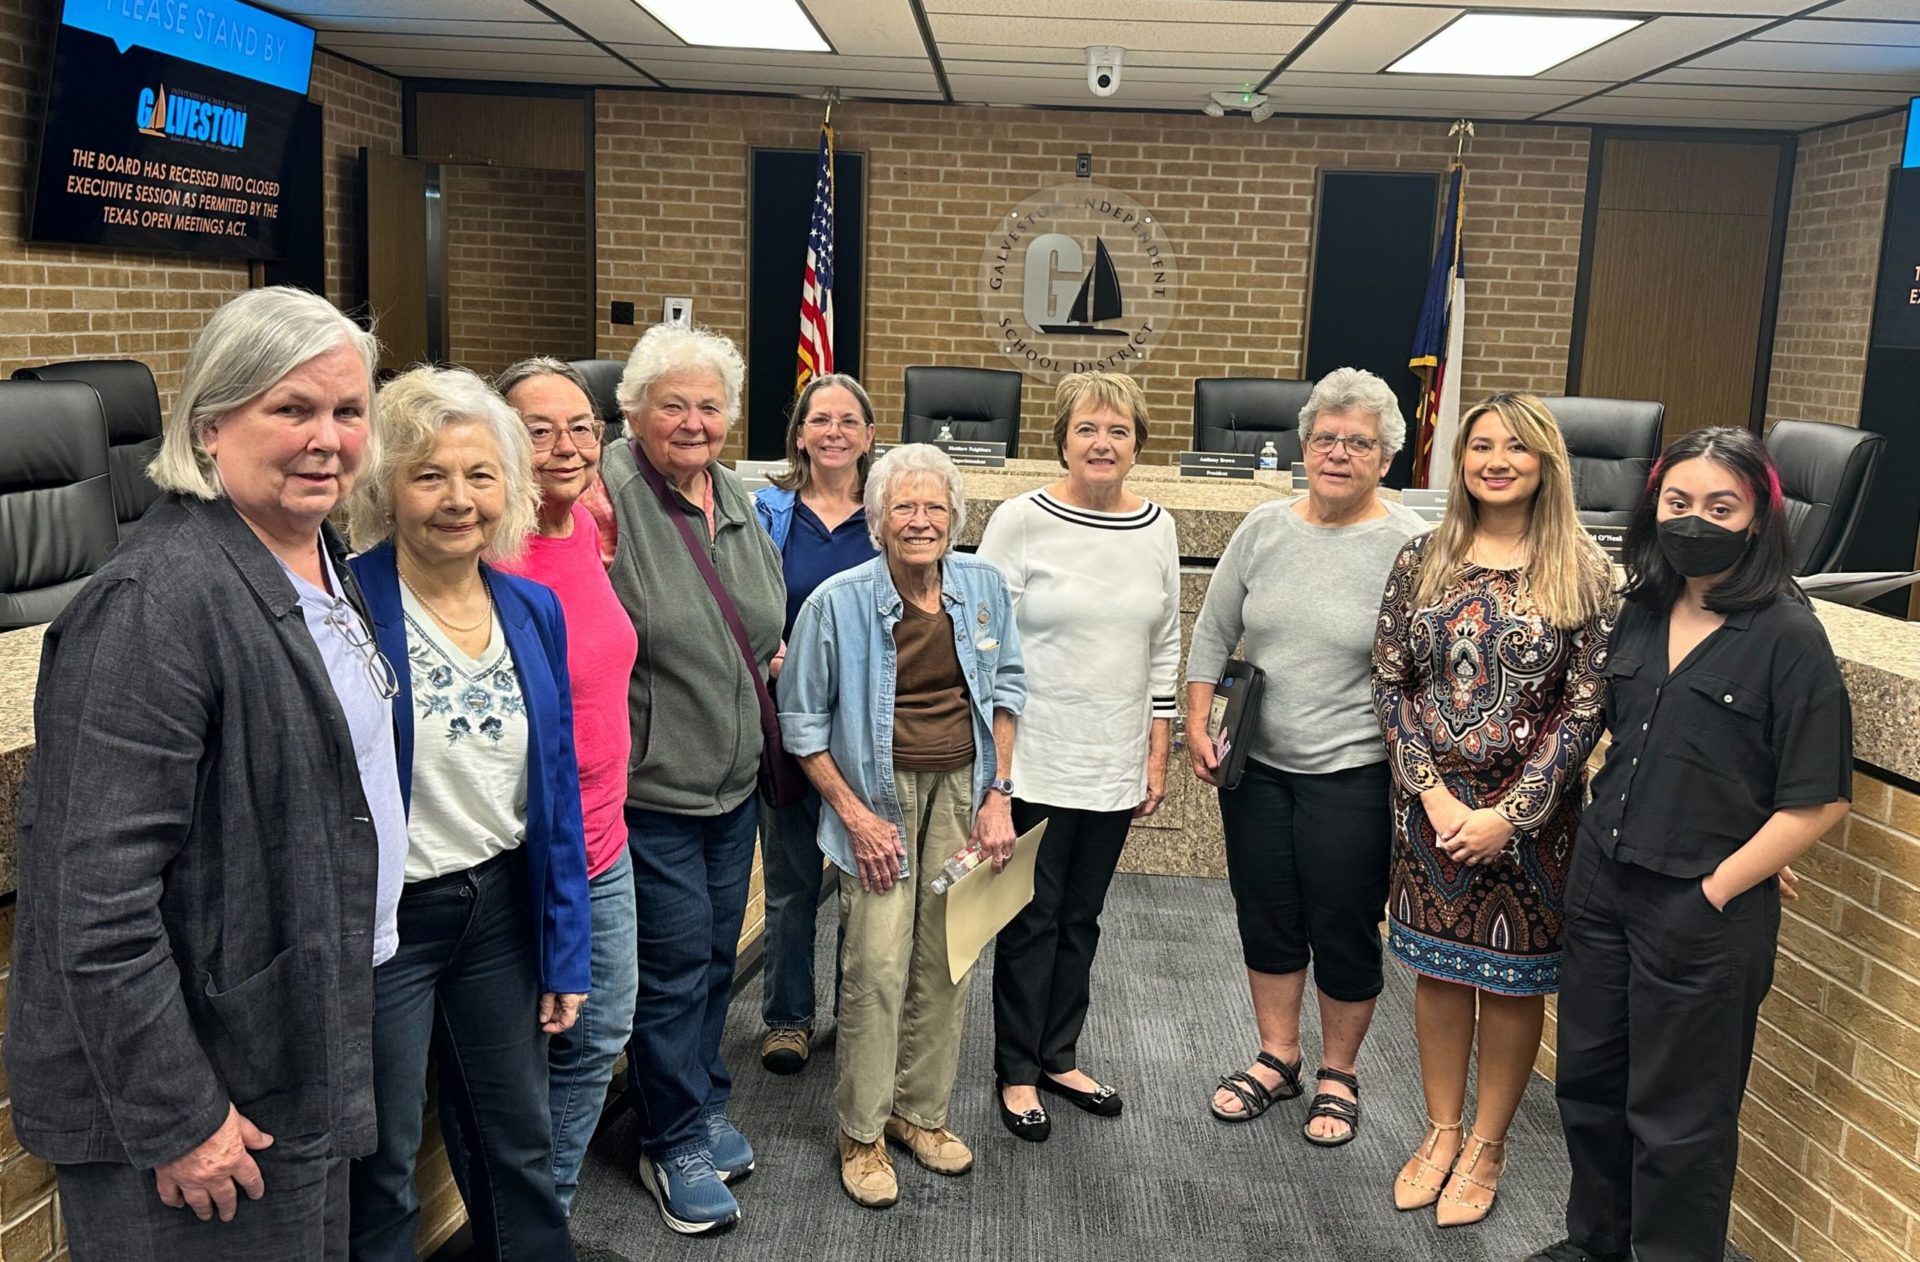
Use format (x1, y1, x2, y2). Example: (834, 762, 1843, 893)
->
(834, 766, 977, 1143)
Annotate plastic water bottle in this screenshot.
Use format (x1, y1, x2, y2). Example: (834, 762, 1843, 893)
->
(936, 422, 956, 443)
(929, 842, 983, 895)
(1257, 440, 1280, 486)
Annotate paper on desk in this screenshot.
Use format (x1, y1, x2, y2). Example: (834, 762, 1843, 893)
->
(943, 820, 1046, 985)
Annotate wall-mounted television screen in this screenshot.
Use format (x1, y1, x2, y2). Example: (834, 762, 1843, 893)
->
(1905, 97, 1920, 169)
(27, 0, 319, 261)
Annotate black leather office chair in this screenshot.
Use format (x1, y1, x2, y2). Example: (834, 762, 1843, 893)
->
(13, 359, 164, 539)
(901, 366, 1021, 449)
(1538, 397, 1665, 528)
(0, 380, 119, 630)
(1192, 378, 1315, 461)
(567, 358, 628, 443)
(1765, 419, 1885, 576)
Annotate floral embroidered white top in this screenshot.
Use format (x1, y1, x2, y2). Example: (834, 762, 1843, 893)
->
(400, 583, 530, 881)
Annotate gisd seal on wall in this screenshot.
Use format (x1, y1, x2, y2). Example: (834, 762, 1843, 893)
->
(979, 183, 1180, 381)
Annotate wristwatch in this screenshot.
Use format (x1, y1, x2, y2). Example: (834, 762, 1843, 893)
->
(987, 776, 1015, 798)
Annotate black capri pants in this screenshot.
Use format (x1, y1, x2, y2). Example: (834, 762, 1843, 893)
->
(1217, 758, 1392, 1002)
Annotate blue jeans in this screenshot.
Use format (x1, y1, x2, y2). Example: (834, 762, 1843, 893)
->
(348, 850, 571, 1262)
(758, 789, 828, 1029)
(547, 849, 639, 1212)
(624, 797, 758, 1158)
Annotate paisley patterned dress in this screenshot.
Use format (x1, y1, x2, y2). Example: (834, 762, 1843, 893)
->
(1371, 534, 1613, 995)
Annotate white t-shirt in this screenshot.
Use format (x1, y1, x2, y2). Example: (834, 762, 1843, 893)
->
(976, 489, 1182, 812)
(399, 583, 529, 881)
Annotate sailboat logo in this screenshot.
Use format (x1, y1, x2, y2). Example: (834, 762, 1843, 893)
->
(138, 85, 168, 137)
(1022, 232, 1128, 337)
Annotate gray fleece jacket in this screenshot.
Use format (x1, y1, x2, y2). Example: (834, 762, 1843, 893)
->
(602, 440, 786, 816)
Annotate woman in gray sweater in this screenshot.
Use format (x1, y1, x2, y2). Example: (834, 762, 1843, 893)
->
(1187, 368, 1425, 1147)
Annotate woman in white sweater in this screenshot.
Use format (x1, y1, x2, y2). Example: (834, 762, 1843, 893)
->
(977, 371, 1181, 1142)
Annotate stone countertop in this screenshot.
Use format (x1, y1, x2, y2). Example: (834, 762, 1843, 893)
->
(0, 624, 46, 898)
(954, 457, 1296, 555)
(1811, 599, 1920, 786)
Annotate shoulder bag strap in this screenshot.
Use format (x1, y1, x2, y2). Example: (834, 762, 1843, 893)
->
(629, 439, 782, 745)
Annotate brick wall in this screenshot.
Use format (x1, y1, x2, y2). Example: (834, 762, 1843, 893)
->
(0, 2, 399, 400)
(1725, 769, 1920, 1262)
(309, 52, 403, 318)
(443, 166, 591, 378)
(1763, 110, 1907, 430)
(594, 94, 1587, 460)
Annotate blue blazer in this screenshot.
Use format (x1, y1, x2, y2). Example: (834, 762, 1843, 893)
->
(351, 542, 593, 995)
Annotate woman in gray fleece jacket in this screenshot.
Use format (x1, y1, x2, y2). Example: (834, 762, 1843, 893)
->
(600, 323, 784, 1238)
(1186, 368, 1425, 1148)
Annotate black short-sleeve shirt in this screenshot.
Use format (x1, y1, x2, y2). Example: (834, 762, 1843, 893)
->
(1582, 591, 1852, 878)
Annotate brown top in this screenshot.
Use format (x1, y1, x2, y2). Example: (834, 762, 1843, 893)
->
(891, 600, 975, 772)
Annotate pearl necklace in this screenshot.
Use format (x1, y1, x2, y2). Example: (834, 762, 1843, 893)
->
(399, 568, 492, 633)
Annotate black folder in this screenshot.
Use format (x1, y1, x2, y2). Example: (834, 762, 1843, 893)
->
(1206, 659, 1265, 790)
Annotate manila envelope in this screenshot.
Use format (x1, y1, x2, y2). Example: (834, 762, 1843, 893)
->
(943, 820, 1046, 985)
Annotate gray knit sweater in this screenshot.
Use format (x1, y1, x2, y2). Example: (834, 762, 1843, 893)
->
(602, 441, 785, 815)
(1187, 498, 1427, 774)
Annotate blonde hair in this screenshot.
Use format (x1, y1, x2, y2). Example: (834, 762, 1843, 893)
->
(1411, 393, 1610, 629)
(347, 365, 538, 564)
(1050, 371, 1150, 464)
(151, 286, 379, 500)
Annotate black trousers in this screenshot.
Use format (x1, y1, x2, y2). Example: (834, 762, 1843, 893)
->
(59, 1135, 346, 1262)
(991, 799, 1134, 1085)
(1556, 841, 1779, 1262)
(1217, 759, 1391, 1001)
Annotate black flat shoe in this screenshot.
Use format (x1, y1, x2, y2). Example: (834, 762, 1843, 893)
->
(1039, 1073, 1123, 1118)
(996, 1079, 1051, 1142)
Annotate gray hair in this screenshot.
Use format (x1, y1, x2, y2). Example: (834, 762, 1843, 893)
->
(347, 365, 538, 564)
(494, 356, 594, 409)
(150, 286, 379, 499)
(1298, 366, 1408, 457)
(614, 323, 745, 421)
(863, 444, 968, 553)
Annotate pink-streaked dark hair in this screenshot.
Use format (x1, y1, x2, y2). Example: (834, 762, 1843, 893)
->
(1624, 426, 1805, 612)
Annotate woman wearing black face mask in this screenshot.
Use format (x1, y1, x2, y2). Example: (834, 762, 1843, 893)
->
(1525, 426, 1852, 1262)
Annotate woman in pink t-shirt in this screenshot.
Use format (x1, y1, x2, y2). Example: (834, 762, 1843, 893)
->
(494, 357, 641, 1213)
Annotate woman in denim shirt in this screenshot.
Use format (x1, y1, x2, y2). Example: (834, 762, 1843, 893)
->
(778, 444, 1026, 1212)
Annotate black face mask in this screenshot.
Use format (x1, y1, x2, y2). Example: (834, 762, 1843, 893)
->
(1657, 515, 1751, 578)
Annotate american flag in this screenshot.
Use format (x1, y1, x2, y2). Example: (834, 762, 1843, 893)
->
(1409, 163, 1467, 488)
(794, 124, 836, 394)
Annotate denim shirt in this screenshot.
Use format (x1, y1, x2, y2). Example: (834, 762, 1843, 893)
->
(778, 551, 1027, 877)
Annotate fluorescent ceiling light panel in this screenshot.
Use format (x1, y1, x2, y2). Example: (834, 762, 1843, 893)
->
(634, 0, 829, 52)
(1387, 14, 1642, 77)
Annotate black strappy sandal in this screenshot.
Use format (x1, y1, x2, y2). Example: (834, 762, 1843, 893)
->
(1209, 1051, 1303, 1122)
(1302, 1066, 1360, 1147)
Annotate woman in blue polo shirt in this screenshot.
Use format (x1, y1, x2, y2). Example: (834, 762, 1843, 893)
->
(752, 373, 879, 1075)
(1527, 426, 1852, 1262)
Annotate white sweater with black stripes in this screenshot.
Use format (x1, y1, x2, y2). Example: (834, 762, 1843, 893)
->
(975, 488, 1182, 813)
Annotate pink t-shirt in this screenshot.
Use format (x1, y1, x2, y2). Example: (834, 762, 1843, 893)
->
(498, 502, 638, 878)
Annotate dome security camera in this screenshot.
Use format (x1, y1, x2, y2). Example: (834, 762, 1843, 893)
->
(1086, 46, 1123, 97)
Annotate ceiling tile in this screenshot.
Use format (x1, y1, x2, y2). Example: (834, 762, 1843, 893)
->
(1539, 16, 1773, 81)
(1285, 6, 1460, 74)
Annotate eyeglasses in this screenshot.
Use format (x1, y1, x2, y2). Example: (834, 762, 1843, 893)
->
(802, 416, 870, 432)
(325, 599, 401, 701)
(886, 501, 951, 523)
(525, 420, 605, 451)
(1306, 432, 1382, 457)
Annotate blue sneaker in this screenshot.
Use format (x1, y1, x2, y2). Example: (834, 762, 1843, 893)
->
(636, 1147, 740, 1236)
(704, 1111, 756, 1184)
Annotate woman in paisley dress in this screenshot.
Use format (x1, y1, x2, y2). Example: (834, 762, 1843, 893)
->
(1372, 392, 1613, 1229)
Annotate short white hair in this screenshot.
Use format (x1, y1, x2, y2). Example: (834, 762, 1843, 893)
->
(150, 286, 379, 499)
(1299, 367, 1408, 457)
(863, 444, 967, 553)
(347, 365, 538, 564)
(614, 323, 745, 421)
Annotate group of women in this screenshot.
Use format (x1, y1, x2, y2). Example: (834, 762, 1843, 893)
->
(3, 282, 1851, 1262)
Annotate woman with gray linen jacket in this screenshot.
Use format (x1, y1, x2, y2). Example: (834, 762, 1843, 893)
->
(1186, 367, 1424, 1147)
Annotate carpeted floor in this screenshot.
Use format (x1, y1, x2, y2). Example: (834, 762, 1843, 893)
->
(568, 872, 1746, 1261)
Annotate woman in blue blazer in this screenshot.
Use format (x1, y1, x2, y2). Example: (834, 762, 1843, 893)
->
(343, 366, 591, 1262)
